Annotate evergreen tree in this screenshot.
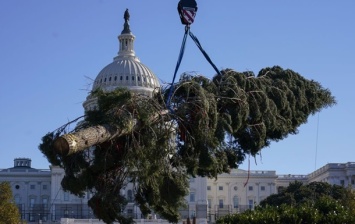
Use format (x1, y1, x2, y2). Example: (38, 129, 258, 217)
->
(217, 181, 355, 224)
(0, 182, 21, 224)
(39, 66, 336, 223)
(259, 181, 350, 207)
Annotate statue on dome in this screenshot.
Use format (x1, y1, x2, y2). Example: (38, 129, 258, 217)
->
(124, 9, 130, 22)
(122, 9, 131, 34)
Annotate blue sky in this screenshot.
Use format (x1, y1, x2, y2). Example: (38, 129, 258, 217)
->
(0, 1, 354, 175)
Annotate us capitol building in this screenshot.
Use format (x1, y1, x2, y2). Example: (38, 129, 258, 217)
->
(1, 10, 355, 224)
(0, 10, 207, 224)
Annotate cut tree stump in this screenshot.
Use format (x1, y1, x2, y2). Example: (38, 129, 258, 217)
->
(53, 110, 168, 155)
(53, 124, 126, 155)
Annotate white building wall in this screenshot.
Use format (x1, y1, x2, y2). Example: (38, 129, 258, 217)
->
(206, 169, 277, 222)
(0, 158, 51, 222)
(49, 167, 207, 222)
(185, 176, 207, 221)
(308, 162, 355, 188)
(50, 166, 93, 221)
(275, 174, 308, 193)
(3, 158, 355, 223)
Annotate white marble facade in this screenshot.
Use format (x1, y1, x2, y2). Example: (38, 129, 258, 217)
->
(0, 158, 51, 222)
(2, 158, 355, 223)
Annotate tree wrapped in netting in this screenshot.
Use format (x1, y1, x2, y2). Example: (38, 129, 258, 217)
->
(39, 66, 335, 223)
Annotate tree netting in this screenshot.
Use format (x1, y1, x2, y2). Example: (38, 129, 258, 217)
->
(39, 66, 335, 223)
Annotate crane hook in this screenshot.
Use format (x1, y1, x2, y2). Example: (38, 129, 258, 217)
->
(177, 0, 198, 25)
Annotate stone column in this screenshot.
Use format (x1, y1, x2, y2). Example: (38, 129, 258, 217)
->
(256, 183, 260, 204)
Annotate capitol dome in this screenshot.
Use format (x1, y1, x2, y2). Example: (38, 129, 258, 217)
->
(83, 9, 160, 111)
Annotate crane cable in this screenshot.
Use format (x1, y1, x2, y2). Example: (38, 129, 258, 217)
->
(189, 30, 222, 77)
(166, 26, 189, 110)
(166, 25, 222, 110)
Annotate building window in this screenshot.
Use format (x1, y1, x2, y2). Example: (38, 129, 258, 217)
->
(340, 180, 345, 186)
(190, 192, 195, 202)
(233, 196, 239, 208)
(43, 185, 47, 190)
(127, 190, 133, 202)
(30, 185, 35, 190)
(234, 186, 238, 191)
(14, 195, 20, 204)
(248, 186, 253, 191)
(15, 185, 20, 190)
(218, 186, 223, 191)
(248, 199, 254, 209)
(208, 199, 212, 208)
(42, 198, 48, 208)
(261, 186, 265, 191)
(30, 198, 35, 208)
(219, 199, 223, 208)
(64, 209, 69, 218)
(207, 186, 211, 191)
(64, 192, 69, 201)
(190, 210, 196, 218)
(352, 179, 355, 185)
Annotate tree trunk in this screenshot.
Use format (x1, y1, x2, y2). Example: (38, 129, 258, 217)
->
(53, 110, 168, 155)
(53, 124, 131, 155)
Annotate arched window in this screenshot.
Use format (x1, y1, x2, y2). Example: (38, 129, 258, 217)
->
(29, 196, 36, 208)
(14, 195, 20, 204)
(248, 199, 254, 209)
(219, 199, 224, 208)
(233, 196, 239, 208)
(189, 192, 195, 202)
(207, 198, 212, 208)
(42, 196, 48, 208)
